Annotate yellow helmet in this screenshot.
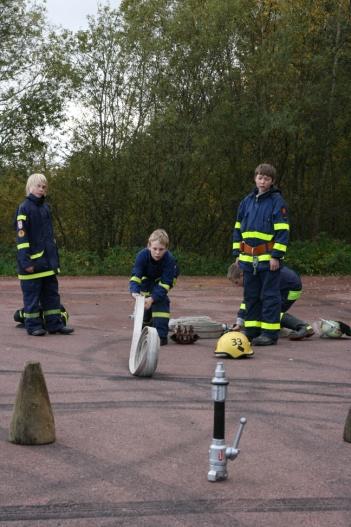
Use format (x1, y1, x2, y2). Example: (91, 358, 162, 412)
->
(215, 331, 254, 359)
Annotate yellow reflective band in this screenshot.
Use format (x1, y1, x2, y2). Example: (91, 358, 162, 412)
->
(130, 276, 141, 284)
(234, 221, 241, 229)
(17, 214, 26, 220)
(240, 303, 246, 310)
(273, 243, 287, 252)
(242, 231, 273, 241)
(30, 250, 44, 260)
(261, 322, 280, 330)
(141, 291, 151, 297)
(18, 270, 56, 280)
(274, 223, 290, 230)
(159, 282, 170, 291)
(152, 312, 170, 318)
(244, 320, 261, 328)
(17, 243, 30, 250)
(232, 242, 240, 249)
(43, 309, 62, 316)
(239, 254, 271, 263)
(24, 312, 41, 318)
(288, 290, 301, 301)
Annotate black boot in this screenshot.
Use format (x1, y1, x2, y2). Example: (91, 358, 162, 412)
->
(30, 328, 47, 336)
(289, 325, 314, 340)
(252, 335, 277, 346)
(281, 313, 314, 340)
(281, 312, 306, 330)
(49, 326, 74, 335)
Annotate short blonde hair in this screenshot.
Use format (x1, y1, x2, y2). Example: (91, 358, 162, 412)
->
(26, 173, 48, 196)
(148, 229, 169, 248)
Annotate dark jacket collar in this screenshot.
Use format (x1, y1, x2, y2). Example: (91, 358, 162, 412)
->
(27, 193, 45, 205)
(251, 185, 281, 199)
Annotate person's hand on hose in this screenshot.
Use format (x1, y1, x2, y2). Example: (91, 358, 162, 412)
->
(144, 297, 154, 310)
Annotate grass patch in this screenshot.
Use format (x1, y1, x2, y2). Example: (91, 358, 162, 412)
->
(2, 235, 351, 277)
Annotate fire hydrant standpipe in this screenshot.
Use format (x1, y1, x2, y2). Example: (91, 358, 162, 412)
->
(213, 401, 225, 439)
(208, 361, 247, 482)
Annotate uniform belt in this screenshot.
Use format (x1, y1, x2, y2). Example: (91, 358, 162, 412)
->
(240, 241, 274, 256)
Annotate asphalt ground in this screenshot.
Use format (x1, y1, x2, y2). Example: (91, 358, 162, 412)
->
(0, 275, 350, 527)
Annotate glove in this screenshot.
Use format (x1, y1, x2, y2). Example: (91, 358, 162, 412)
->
(227, 262, 242, 283)
(170, 325, 199, 344)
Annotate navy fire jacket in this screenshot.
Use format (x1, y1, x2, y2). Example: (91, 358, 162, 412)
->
(129, 248, 179, 303)
(15, 194, 60, 279)
(232, 186, 290, 271)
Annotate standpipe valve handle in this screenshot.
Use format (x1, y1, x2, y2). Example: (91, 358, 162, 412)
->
(208, 362, 247, 482)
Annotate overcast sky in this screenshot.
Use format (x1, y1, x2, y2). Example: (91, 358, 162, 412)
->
(45, 0, 121, 31)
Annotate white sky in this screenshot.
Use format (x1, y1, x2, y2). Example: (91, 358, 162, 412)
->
(44, 0, 121, 31)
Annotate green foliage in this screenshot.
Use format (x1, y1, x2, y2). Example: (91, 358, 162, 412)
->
(60, 247, 137, 276)
(0, 0, 72, 165)
(2, 237, 351, 277)
(0, 244, 16, 275)
(1, 0, 351, 259)
(59, 247, 230, 276)
(285, 235, 351, 276)
(172, 250, 229, 276)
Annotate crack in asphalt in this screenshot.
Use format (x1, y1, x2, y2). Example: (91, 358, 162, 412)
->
(0, 497, 350, 521)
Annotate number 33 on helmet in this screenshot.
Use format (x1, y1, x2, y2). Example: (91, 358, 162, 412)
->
(214, 331, 254, 359)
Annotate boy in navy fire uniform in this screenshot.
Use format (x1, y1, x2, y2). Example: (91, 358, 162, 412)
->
(232, 163, 289, 346)
(129, 229, 178, 346)
(15, 173, 74, 336)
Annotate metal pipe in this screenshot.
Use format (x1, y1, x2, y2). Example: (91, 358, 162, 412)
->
(208, 362, 247, 482)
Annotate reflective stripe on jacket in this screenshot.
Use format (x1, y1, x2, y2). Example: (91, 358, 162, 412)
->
(232, 186, 289, 271)
(15, 194, 60, 279)
(129, 248, 179, 303)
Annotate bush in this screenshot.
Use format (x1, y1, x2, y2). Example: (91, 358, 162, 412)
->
(2, 236, 351, 277)
(0, 245, 16, 275)
(284, 235, 351, 275)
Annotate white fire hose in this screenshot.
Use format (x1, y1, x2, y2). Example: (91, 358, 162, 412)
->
(129, 295, 159, 377)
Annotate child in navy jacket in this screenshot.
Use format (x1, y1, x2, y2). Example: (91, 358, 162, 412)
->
(15, 173, 74, 336)
(129, 229, 178, 345)
(232, 164, 289, 346)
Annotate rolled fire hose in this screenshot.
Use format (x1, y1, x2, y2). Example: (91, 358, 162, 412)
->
(129, 295, 159, 377)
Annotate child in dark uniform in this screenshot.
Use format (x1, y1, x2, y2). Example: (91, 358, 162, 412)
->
(129, 229, 178, 345)
(232, 163, 289, 346)
(15, 173, 74, 336)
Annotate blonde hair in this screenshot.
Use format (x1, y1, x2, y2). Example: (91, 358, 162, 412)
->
(148, 229, 169, 248)
(26, 173, 48, 196)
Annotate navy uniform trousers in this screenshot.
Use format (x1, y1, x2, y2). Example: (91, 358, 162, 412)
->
(21, 275, 64, 333)
(141, 281, 170, 339)
(243, 267, 281, 341)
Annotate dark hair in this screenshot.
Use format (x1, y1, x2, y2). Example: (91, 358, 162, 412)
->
(254, 163, 276, 180)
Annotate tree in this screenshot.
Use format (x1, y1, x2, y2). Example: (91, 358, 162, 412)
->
(57, 4, 158, 253)
(0, 0, 71, 167)
(36, 0, 351, 256)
